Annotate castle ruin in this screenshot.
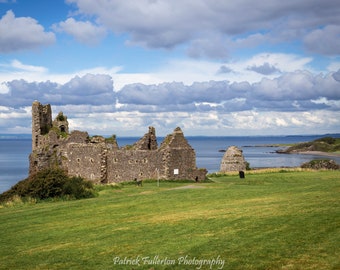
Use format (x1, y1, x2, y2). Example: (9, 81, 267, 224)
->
(29, 101, 207, 183)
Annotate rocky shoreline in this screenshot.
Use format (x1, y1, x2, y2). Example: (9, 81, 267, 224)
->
(295, 151, 340, 157)
(276, 149, 340, 157)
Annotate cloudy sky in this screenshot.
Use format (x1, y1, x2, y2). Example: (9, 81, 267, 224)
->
(0, 0, 339, 136)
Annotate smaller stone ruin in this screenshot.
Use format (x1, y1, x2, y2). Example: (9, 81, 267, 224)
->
(220, 146, 247, 172)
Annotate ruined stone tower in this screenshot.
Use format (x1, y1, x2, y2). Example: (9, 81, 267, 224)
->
(53, 111, 69, 134)
(29, 101, 207, 182)
(31, 100, 52, 151)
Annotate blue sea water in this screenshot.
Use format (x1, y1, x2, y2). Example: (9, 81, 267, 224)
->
(1, 134, 340, 193)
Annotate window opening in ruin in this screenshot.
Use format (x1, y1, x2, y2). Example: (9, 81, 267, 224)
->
(59, 125, 66, 133)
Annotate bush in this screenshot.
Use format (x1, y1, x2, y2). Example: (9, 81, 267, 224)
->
(314, 137, 336, 144)
(0, 169, 95, 203)
(63, 177, 95, 199)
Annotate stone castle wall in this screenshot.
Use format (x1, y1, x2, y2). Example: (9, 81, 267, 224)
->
(106, 149, 162, 182)
(29, 101, 207, 183)
(66, 143, 103, 182)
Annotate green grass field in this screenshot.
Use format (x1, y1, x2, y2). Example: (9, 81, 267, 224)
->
(0, 170, 339, 270)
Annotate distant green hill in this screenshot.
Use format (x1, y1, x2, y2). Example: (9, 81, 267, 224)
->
(278, 137, 340, 154)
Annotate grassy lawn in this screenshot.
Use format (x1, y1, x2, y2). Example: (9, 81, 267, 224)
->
(0, 170, 339, 270)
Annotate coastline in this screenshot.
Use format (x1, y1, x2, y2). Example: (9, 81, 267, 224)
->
(291, 151, 340, 157)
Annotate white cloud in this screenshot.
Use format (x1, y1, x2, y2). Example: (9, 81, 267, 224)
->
(0, 52, 323, 94)
(66, 0, 340, 57)
(0, 82, 9, 94)
(242, 53, 313, 73)
(0, 10, 55, 53)
(247, 62, 281, 75)
(0, 59, 121, 88)
(304, 25, 340, 55)
(332, 69, 340, 82)
(187, 35, 229, 59)
(114, 53, 309, 88)
(0, 51, 339, 135)
(327, 63, 340, 72)
(8, 59, 48, 73)
(1, 54, 338, 110)
(0, 73, 115, 107)
(116, 69, 340, 115)
(52, 18, 107, 45)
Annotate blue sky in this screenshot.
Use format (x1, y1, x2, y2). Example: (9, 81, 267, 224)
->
(0, 0, 339, 136)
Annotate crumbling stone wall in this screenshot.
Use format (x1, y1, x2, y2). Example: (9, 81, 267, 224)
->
(29, 101, 207, 183)
(159, 127, 202, 180)
(52, 111, 69, 134)
(132, 126, 158, 150)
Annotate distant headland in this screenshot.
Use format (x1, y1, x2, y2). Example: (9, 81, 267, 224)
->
(276, 136, 340, 157)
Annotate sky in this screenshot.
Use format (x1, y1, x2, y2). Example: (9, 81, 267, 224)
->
(0, 0, 339, 137)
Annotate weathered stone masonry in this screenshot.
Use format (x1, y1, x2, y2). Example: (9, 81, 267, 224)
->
(220, 146, 247, 172)
(29, 101, 207, 183)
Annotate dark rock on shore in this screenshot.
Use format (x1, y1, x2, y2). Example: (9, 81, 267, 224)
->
(301, 159, 340, 170)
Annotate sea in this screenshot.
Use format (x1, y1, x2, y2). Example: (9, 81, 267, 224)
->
(1, 134, 340, 193)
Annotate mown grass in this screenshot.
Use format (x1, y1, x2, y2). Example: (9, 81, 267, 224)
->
(0, 171, 339, 270)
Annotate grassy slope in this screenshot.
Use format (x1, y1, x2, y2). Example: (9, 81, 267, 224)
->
(282, 137, 340, 154)
(0, 171, 339, 270)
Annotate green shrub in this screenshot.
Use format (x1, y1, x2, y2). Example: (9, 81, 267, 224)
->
(0, 169, 95, 203)
(63, 176, 95, 199)
(105, 134, 117, 144)
(334, 144, 340, 151)
(56, 114, 66, 121)
(314, 137, 336, 144)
